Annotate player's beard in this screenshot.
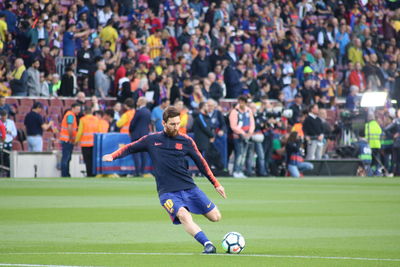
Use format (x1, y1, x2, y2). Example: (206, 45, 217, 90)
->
(165, 128, 179, 137)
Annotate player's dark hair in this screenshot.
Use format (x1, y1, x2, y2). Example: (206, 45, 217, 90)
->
(163, 106, 180, 122)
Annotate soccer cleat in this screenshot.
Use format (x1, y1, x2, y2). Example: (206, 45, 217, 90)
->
(203, 243, 216, 254)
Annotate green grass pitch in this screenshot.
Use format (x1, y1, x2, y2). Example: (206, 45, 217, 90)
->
(0, 177, 400, 267)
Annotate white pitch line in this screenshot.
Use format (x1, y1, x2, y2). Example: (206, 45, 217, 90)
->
(0, 264, 103, 267)
(1, 252, 400, 262)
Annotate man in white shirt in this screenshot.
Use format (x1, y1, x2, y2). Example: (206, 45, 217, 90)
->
(0, 110, 17, 177)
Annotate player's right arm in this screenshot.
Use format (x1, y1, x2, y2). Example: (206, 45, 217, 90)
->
(103, 135, 149, 161)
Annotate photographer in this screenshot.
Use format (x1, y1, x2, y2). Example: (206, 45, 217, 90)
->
(286, 131, 314, 178)
(229, 95, 255, 178)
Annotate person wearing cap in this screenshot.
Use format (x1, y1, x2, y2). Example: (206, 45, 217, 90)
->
(24, 102, 54, 152)
(289, 93, 305, 125)
(26, 58, 41, 96)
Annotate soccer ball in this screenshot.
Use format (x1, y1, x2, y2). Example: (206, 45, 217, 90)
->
(222, 232, 245, 254)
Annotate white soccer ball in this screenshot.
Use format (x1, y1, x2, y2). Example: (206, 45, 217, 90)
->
(222, 232, 245, 254)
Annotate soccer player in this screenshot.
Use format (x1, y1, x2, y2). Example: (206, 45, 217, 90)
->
(103, 106, 226, 253)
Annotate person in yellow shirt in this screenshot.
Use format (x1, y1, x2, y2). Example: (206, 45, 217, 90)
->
(99, 19, 119, 52)
(75, 107, 100, 177)
(146, 29, 163, 59)
(116, 98, 135, 134)
(348, 38, 364, 66)
(0, 14, 7, 45)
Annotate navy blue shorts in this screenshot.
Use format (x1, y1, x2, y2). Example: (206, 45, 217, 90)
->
(159, 187, 216, 225)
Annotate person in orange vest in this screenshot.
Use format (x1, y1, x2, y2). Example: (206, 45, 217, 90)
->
(174, 100, 189, 134)
(291, 111, 307, 140)
(75, 106, 100, 177)
(94, 110, 109, 133)
(59, 103, 81, 177)
(116, 98, 135, 134)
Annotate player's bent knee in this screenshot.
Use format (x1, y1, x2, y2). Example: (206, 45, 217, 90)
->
(176, 207, 192, 223)
(207, 209, 222, 222)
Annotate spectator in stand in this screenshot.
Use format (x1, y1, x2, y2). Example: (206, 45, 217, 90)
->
(191, 48, 211, 78)
(282, 78, 299, 106)
(0, 96, 15, 116)
(59, 67, 75, 97)
(63, 24, 91, 57)
(26, 58, 41, 96)
(24, 102, 53, 152)
(349, 62, 367, 92)
(0, 119, 5, 143)
(129, 97, 151, 177)
(99, 19, 119, 53)
(286, 131, 313, 178)
(0, 13, 8, 52)
(94, 60, 109, 99)
(289, 94, 305, 125)
(151, 97, 170, 132)
(8, 58, 28, 96)
(229, 95, 255, 178)
(0, 110, 17, 176)
(303, 104, 324, 160)
(348, 38, 365, 66)
(77, 39, 95, 75)
(147, 29, 163, 60)
(114, 59, 133, 96)
(345, 85, 359, 110)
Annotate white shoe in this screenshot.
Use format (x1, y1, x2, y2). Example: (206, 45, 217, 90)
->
(238, 172, 247, 178)
(233, 172, 247, 178)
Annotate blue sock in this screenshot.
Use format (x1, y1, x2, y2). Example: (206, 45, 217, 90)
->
(194, 231, 210, 246)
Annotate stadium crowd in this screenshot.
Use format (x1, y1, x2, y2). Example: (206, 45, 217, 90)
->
(1, 0, 400, 177)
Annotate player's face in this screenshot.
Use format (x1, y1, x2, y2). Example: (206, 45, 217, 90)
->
(163, 116, 180, 137)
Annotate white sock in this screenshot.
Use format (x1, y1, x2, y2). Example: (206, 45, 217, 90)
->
(204, 241, 213, 246)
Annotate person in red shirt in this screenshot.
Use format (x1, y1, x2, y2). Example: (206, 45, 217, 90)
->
(113, 59, 133, 96)
(0, 120, 6, 142)
(145, 10, 162, 33)
(348, 62, 366, 92)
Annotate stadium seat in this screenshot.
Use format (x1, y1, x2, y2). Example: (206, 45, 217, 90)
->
(49, 98, 63, 107)
(43, 131, 55, 141)
(5, 98, 19, 106)
(48, 106, 63, 117)
(12, 140, 23, 151)
(15, 114, 25, 123)
(48, 113, 62, 123)
(15, 122, 25, 130)
(20, 99, 34, 108)
(63, 99, 76, 108)
(34, 99, 49, 107)
(17, 105, 31, 115)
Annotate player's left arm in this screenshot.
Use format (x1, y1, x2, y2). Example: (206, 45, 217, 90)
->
(103, 135, 149, 161)
(186, 137, 226, 199)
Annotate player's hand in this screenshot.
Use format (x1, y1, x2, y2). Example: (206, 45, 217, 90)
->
(216, 186, 226, 199)
(102, 154, 113, 162)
